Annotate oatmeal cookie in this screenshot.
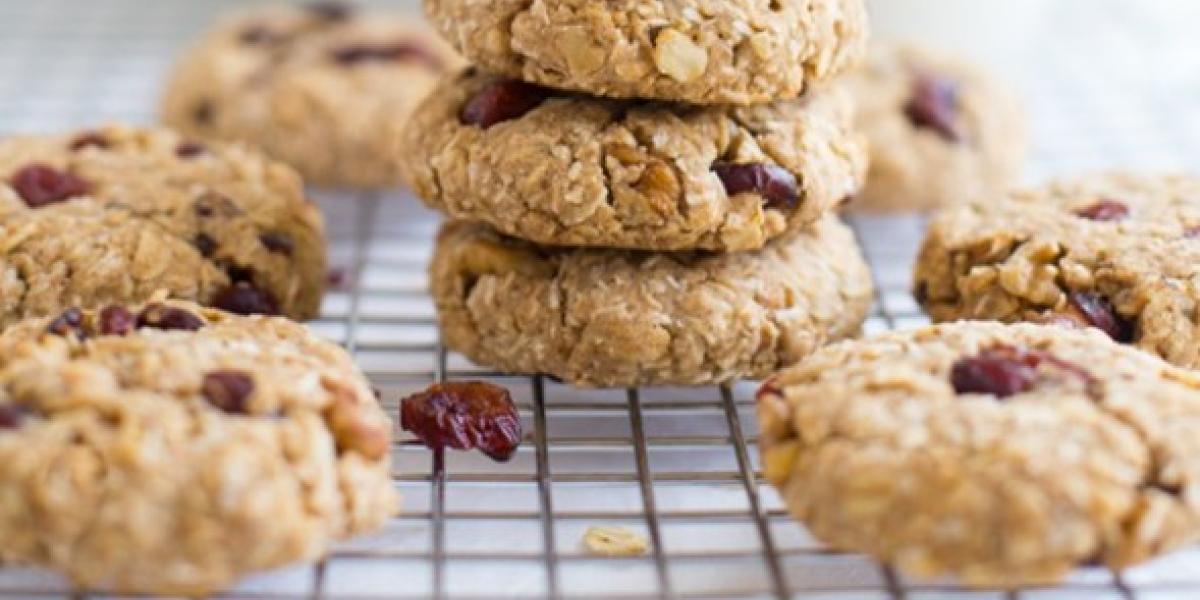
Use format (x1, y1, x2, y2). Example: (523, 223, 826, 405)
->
(423, 0, 868, 104)
(914, 173, 1200, 369)
(161, 3, 462, 188)
(401, 69, 866, 252)
(0, 299, 396, 595)
(758, 321, 1200, 586)
(0, 124, 325, 327)
(845, 42, 1026, 212)
(430, 217, 873, 386)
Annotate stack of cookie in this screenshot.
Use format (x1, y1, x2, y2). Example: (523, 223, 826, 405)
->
(401, 0, 875, 387)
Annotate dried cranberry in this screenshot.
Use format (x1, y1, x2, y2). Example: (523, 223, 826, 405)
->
(951, 345, 1091, 398)
(1185, 225, 1200, 238)
(193, 233, 217, 257)
(905, 72, 961, 142)
(239, 25, 277, 45)
(755, 377, 782, 401)
(259, 232, 294, 256)
(47, 307, 84, 337)
(1069, 292, 1134, 342)
(331, 42, 442, 69)
(98, 305, 135, 336)
(10, 164, 90, 207)
(712, 162, 799, 210)
(69, 132, 108, 151)
(176, 141, 207, 158)
(306, 1, 352, 21)
(460, 80, 549, 129)
(137, 303, 205, 331)
(211, 282, 280, 316)
(0, 405, 22, 429)
(400, 381, 522, 461)
(951, 346, 1041, 398)
(201, 370, 255, 413)
(1074, 199, 1130, 222)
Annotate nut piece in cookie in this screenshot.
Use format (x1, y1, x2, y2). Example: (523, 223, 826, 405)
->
(843, 42, 1026, 212)
(0, 300, 396, 595)
(758, 321, 1200, 586)
(0, 124, 326, 326)
(914, 172, 1200, 369)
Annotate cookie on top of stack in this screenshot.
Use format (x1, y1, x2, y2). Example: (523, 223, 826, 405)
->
(401, 0, 875, 387)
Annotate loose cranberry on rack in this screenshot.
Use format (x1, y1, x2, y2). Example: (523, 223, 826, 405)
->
(400, 381, 522, 462)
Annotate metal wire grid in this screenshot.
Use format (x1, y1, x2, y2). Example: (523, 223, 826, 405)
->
(1, 0, 1200, 598)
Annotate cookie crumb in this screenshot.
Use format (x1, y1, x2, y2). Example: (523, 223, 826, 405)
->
(581, 525, 648, 557)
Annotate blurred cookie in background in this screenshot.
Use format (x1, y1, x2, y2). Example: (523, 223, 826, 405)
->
(161, 2, 462, 189)
(844, 42, 1026, 212)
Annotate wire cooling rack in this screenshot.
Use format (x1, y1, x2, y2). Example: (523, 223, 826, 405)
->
(1, 0, 1199, 598)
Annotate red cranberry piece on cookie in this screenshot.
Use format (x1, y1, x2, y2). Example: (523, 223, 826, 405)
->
(460, 80, 549, 129)
(202, 370, 255, 414)
(47, 307, 84, 337)
(1074, 199, 1129, 222)
(400, 381, 522, 462)
(1068, 292, 1134, 342)
(951, 345, 1093, 398)
(98, 305, 135, 336)
(951, 345, 1041, 398)
(137, 303, 206, 331)
(211, 282, 280, 316)
(712, 162, 799, 210)
(905, 72, 962, 142)
(0, 405, 23, 429)
(176, 141, 207, 158)
(10, 164, 90, 207)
